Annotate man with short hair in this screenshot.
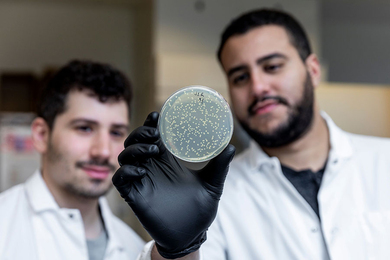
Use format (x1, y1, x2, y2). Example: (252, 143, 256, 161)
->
(114, 8, 390, 260)
(0, 60, 145, 260)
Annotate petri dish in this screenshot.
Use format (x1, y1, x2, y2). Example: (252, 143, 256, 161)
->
(158, 85, 234, 163)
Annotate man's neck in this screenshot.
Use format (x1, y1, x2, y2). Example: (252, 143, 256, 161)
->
(78, 199, 103, 240)
(262, 110, 330, 172)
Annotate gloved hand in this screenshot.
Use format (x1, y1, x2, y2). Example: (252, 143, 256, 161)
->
(112, 111, 235, 259)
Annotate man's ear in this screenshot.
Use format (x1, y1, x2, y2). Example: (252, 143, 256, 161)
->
(305, 53, 321, 88)
(31, 117, 50, 153)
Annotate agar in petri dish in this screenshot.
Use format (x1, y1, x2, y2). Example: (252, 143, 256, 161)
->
(158, 85, 234, 163)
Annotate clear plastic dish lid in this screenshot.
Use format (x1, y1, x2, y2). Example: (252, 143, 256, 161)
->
(158, 85, 234, 163)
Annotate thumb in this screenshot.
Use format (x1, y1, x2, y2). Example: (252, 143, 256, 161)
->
(198, 144, 235, 196)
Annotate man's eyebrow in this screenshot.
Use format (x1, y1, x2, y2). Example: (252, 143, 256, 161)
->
(111, 124, 130, 130)
(256, 53, 287, 65)
(227, 53, 287, 77)
(69, 119, 129, 129)
(227, 65, 247, 77)
(69, 119, 98, 126)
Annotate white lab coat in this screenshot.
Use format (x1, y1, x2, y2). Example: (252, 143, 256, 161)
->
(202, 112, 390, 260)
(0, 171, 145, 260)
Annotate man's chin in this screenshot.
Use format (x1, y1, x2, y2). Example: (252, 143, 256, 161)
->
(240, 120, 291, 148)
(79, 187, 111, 199)
(248, 120, 284, 137)
(88, 181, 113, 197)
(66, 182, 112, 199)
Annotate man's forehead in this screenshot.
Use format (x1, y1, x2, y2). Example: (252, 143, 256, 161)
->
(61, 89, 129, 125)
(221, 25, 297, 69)
(228, 26, 290, 52)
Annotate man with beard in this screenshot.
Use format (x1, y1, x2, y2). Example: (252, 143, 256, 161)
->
(113, 8, 390, 260)
(0, 60, 145, 260)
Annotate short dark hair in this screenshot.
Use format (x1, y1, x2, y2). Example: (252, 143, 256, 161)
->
(217, 8, 312, 63)
(38, 60, 133, 129)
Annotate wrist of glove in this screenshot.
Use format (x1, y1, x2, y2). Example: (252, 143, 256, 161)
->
(113, 112, 235, 259)
(155, 232, 206, 259)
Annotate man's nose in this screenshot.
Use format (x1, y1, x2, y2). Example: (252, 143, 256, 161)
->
(90, 132, 111, 159)
(250, 72, 271, 97)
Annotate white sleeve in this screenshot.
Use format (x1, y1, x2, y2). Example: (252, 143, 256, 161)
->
(201, 217, 227, 260)
(136, 240, 154, 260)
(136, 240, 204, 260)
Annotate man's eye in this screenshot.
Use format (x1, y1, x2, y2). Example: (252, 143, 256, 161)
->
(111, 130, 125, 138)
(264, 64, 282, 73)
(76, 126, 92, 133)
(232, 73, 249, 85)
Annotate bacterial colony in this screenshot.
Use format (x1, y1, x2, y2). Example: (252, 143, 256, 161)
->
(159, 86, 233, 162)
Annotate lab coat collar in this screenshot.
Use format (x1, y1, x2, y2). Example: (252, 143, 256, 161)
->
(99, 197, 126, 254)
(321, 111, 353, 162)
(25, 170, 60, 213)
(247, 111, 354, 171)
(25, 170, 126, 253)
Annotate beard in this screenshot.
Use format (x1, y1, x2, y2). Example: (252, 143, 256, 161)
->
(239, 73, 314, 148)
(47, 141, 115, 199)
(63, 179, 112, 200)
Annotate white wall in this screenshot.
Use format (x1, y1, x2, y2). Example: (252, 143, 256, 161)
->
(0, 2, 134, 77)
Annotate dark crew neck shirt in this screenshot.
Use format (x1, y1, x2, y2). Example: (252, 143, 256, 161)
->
(281, 162, 327, 219)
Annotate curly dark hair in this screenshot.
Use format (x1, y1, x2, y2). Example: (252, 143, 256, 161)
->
(38, 60, 133, 129)
(217, 8, 312, 63)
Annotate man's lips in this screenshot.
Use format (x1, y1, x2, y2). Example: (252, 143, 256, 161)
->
(248, 96, 289, 116)
(82, 165, 111, 180)
(251, 100, 280, 115)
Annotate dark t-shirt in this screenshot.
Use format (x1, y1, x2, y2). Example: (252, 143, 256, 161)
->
(281, 163, 326, 219)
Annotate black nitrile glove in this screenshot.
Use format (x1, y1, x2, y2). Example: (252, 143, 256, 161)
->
(112, 111, 235, 259)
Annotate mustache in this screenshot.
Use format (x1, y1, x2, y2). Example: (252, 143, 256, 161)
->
(75, 159, 116, 172)
(248, 96, 289, 116)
